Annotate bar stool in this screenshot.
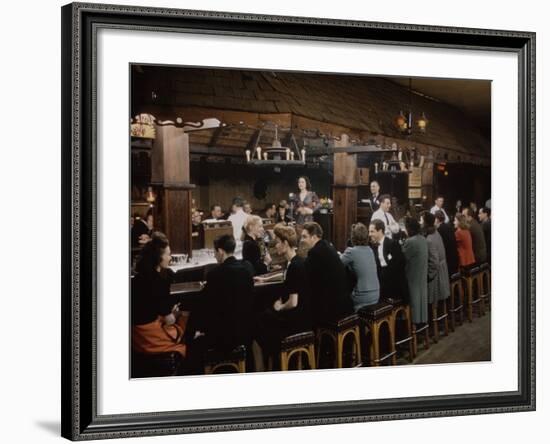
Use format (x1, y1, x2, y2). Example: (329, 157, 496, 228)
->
(449, 272, 464, 331)
(204, 345, 246, 374)
(429, 298, 449, 343)
(461, 265, 483, 322)
(358, 302, 396, 366)
(316, 314, 362, 368)
(279, 331, 316, 371)
(412, 322, 430, 356)
(385, 298, 414, 362)
(479, 263, 491, 312)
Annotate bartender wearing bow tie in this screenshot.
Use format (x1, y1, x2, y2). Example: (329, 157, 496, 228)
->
(368, 180, 381, 211)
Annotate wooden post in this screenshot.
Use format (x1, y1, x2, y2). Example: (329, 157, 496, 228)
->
(152, 124, 194, 255)
(332, 146, 358, 252)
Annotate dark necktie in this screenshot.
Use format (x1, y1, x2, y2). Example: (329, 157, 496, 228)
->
(384, 212, 389, 225)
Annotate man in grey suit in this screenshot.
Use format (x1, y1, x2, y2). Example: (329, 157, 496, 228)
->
(340, 223, 380, 311)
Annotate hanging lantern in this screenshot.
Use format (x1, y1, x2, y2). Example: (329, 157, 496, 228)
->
(395, 110, 408, 132)
(417, 112, 429, 132)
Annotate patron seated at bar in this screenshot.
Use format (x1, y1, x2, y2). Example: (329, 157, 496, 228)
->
(187, 234, 254, 372)
(275, 200, 292, 225)
(228, 197, 248, 239)
(241, 215, 272, 276)
(301, 222, 353, 324)
(371, 194, 400, 239)
(453, 214, 476, 268)
(402, 217, 428, 326)
(421, 212, 450, 306)
(131, 209, 153, 249)
(478, 206, 491, 264)
(209, 204, 224, 221)
(461, 207, 487, 264)
(368, 219, 408, 301)
(435, 210, 459, 277)
(132, 232, 187, 359)
(261, 202, 277, 221)
(339, 223, 380, 311)
(253, 224, 312, 371)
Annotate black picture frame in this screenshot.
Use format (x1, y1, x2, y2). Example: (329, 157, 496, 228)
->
(61, 2, 536, 440)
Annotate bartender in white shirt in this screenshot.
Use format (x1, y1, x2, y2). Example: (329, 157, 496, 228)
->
(430, 196, 450, 223)
(227, 197, 248, 240)
(370, 194, 400, 239)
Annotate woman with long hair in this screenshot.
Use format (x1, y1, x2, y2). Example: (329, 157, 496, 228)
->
(292, 176, 320, 225)
(131, 232, 187, 358)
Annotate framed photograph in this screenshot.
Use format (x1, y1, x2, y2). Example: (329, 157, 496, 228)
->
(61, 2, 535, 440)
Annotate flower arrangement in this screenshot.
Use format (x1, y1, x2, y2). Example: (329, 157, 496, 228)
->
(319, 197, 333, 212)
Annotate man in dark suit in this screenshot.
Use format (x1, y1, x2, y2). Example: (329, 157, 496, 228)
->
(462, 207, 487, 264)
(368, 219, 409, 301)
(478, 207, 491, 264)
(434, 210, 459, 276)
(368, 180, 382, 211)
(186, 234, 254, 372)
(301, 222, 353, 324)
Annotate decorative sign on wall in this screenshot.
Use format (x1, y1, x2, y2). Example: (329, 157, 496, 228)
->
(408, 187, 422, 199)
(408, 166, 422, 187)
(131, 113, 156, 138)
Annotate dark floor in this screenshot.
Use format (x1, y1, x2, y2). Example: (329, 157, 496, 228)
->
(403, 312, 491, 365)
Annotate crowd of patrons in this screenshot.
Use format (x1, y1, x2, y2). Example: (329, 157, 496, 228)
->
(131, 189, 491, 374)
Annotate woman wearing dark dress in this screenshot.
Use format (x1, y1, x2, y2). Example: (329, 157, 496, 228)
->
(241, 215, 272, 275)
(252, 224, 312, 371)
(132, 232, 188, 359)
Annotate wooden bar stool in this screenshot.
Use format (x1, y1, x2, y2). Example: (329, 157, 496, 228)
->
(461, 265, 484, 322)
(385, 298, 414, 362)
(429, 298, 449, 343)
(279, 331, 316, 371)
(358, 302, 396, 366)
(478, 263, 491, 312)
(449, 272, 465, 331)
(412, 323, 430, 356)
(316, 314, 362, 368)
(204, 345, 246, 374)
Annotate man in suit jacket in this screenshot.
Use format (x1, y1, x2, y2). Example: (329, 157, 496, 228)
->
(462, 208, 487, 264)
(368, 219, 409, 302)
(301, 222, 353, 324)
(478, 207, 491, 264)
(193, 234, 254, 351)
(434, 210, 459, 276)
(368, 180, 382, 211)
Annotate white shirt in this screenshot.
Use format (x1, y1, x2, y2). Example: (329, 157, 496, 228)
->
(430, 205, 449, 223)
(377, 236, 388, 267)
(228, 208, 248, 239)
(371, 209, 399, 239)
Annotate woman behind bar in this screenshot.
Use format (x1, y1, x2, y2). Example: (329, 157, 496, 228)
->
(454, 214, 476, 268)
(339, 223, 380, 311)
(241, 215, 272, 275)
(131, 232, 187, 359)
(253, 224, 312, 371)
(292, 176, 320, 225)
